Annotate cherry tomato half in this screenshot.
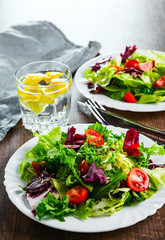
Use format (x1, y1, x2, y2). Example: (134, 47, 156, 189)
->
(124, 91, 137, 103)
(65, 185, 88, 205)
(85, 129, 104, 147)
(125, 59, 139, 68)
(154, 76, 165, 87)
(78, 160, 89, 176)
(136, 60, 154, 71)
(127, 168, 149, 192)
(32, 161, 48, 171)
(127, 144, 140, 157)
(125, 59, 154, 72)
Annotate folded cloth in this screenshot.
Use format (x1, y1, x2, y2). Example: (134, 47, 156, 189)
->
(0, 21, 101, 141)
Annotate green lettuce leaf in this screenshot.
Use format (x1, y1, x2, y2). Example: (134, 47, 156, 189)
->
(115, 73, 151, 88)
(129, 51, 151, 63)
(19, 159, 36, 183)
(36, 193, 75, 222)
(51, 179, 67, 200)
(143, 167, 165, 189)
(90, 169, 127, 200)
(137, 142, 165, 168)
(25, 127, 62, 160)
(74, 199, 95, 219)
(46, 144, 93, 192)
(84, 66, 116, 86)
(132, 189, 156, 201)
(138, 94, 161, 104)
(114, 153, 135, 173)
(90, 190, 131, 217)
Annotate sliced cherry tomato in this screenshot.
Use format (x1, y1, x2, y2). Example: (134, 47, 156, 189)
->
(154, 76, 165, 87)
(124, 91, 136, 103)
(127, 144, 140, 157)
(109, 65, 123, 73)
(127, 168, 149, 192)
(125, 59, 139, 68)
(78, 160, 89, 176)
(136, 60, 154, 71)
(32, 161, 48, 171)
(65, 185, 88, 205)
(85, 129, 104, 147)
(125, 59, 154, 72)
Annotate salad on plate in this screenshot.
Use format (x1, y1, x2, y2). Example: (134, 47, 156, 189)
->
(84, 46, 165, 104)
(18, 122, 165, 222)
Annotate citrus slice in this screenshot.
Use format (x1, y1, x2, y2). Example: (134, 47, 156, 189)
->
(17, 87, 39, 101)
(39, 94, 56, 105)
(44, 71, 63, 84)
(48, 77, 72, 95)
(26, 101, 46, 114)
(19, 97, 45, 114)
(17, 87, 45, 114)
(22, 73, 45, 85)
(23, 84, 43, 94)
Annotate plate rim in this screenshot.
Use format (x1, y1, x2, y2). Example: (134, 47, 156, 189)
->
(74, 50, 165, 112)
(4, 123, 165, 233)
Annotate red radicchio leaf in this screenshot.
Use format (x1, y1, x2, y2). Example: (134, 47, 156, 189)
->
(123, 128, 139, 153)
(64, 127, 85, 149)
(120, 45, 137, 63)
(87, 83, 103, 94)
(74, 134, 85, 145)
(83, 162, 107, 184)
(64, 126, 76, 145)
(118, 67, 143, 77)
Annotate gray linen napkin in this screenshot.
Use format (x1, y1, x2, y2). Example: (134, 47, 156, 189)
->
(0, 21, 101, 141)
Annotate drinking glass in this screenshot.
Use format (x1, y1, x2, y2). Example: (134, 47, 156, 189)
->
(15, 61, 72, 133)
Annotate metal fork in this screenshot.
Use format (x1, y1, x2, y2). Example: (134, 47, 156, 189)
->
(85, 96, 165, 145)
(85, 98, 109, 125)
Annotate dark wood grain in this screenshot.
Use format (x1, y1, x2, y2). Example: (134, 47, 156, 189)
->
(1, 0, 165, 239)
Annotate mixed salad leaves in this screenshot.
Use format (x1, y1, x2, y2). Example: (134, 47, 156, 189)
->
(19, 123, 165, 222)
(84, 45, 165, 104)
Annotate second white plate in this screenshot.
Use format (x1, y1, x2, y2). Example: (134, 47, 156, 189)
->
(74, 51, 165, 112)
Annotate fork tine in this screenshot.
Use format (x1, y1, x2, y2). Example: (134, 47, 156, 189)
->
(91, 96, 106, 110)
(88, 99, 107, 124)
(85, 102, 106, 125)
(86, 99, 109, 125)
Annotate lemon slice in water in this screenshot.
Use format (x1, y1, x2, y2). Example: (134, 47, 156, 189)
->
(44, 71, 63, 84)
(22, 73, 45, 85)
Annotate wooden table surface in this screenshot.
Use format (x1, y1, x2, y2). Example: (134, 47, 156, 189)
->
(1, 0, 165, 239)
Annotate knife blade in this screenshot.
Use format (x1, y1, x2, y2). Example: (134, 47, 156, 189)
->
(77, 101, 165, 144)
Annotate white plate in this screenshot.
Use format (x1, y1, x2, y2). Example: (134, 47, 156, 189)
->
(4, 124, 165, 233)
(74, 51, 165, 112)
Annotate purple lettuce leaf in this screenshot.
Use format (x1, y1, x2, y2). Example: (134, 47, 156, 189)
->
(73, 134, 85, 145)
(83, 162, 107, 184)
(88, 83, 103, 94)
(118, 67, 143, 77)
(91, 57, 112, 72)
(123, 128, 139, 153)
(24, 170, 51, 195)
(64, 127, 85, 149)
(121, 45, 137, 63)
(64, 126, 76, 145)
